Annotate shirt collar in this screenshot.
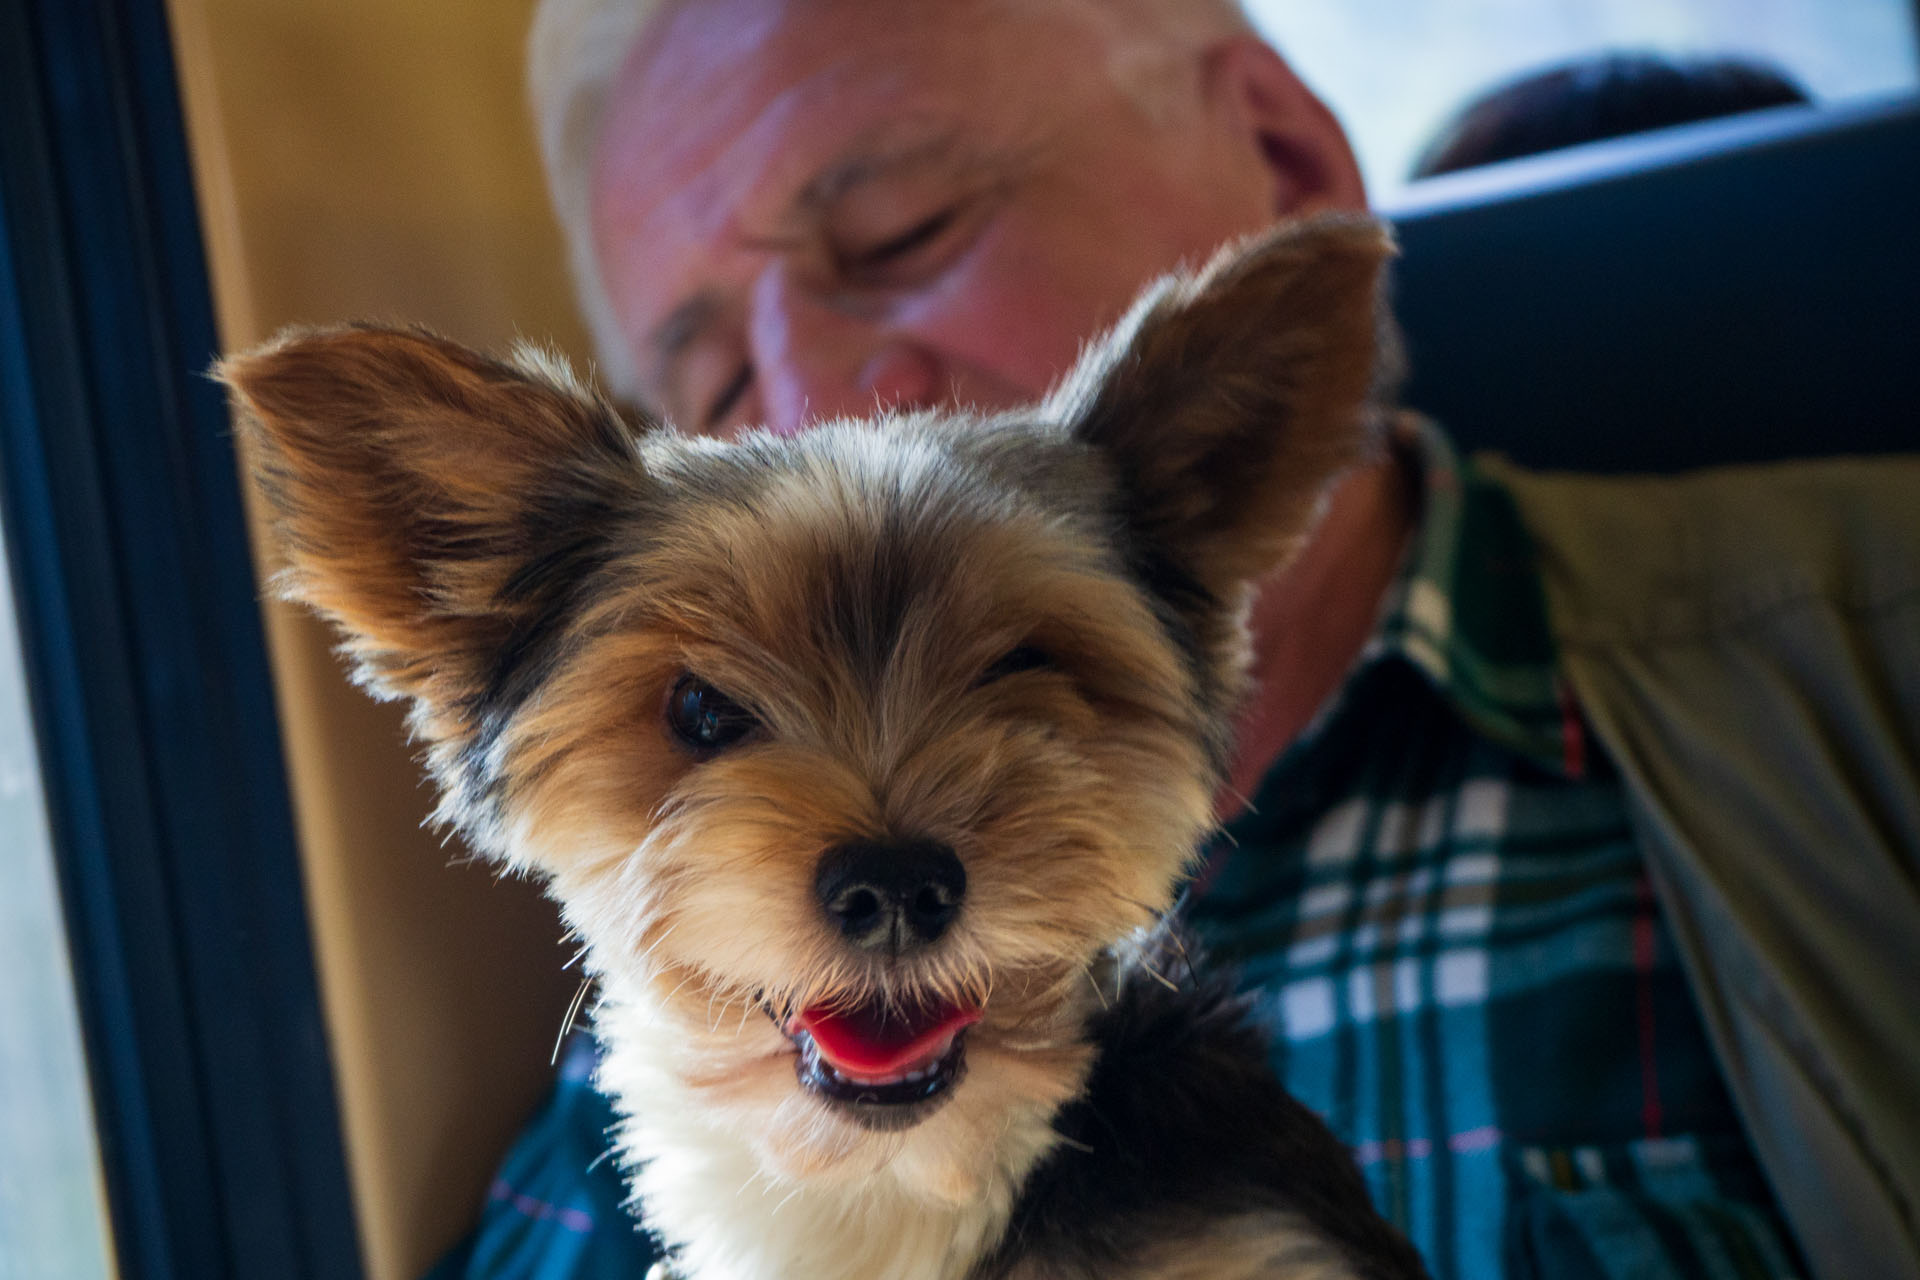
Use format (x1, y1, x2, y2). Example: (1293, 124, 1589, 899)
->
(1342, 417, 1588, 779)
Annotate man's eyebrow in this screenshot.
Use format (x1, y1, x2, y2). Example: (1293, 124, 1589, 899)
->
(794, 130, 965, 214)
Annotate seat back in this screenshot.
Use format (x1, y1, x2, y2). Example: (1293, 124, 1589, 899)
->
(1385, 96, 1920, 471)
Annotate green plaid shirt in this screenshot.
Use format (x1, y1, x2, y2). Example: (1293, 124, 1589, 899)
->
(435, 424, 1802, 1280)
(1186, 421, 1800, 1279)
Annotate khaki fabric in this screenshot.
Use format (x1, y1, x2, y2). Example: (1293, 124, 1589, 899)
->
(1482, 453, 1920, 1280)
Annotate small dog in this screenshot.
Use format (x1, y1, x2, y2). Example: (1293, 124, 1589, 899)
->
(221, 216, 1429, 1280)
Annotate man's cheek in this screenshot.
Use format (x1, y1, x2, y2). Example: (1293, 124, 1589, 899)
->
(907, 244, 1117, 401)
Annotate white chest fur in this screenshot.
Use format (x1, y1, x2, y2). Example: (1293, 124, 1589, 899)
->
(593, 979, 1064, 1280)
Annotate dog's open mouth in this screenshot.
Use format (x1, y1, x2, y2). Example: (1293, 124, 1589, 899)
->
(786, 997, 981, 1126)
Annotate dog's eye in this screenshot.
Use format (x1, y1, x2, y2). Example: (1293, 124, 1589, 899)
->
(666, 675, 758, 753)
(977, 646, 1052, 686)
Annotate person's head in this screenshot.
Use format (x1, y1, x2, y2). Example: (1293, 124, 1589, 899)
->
(1410, 51, 1811, 180)
(530, 0, 1366, 436)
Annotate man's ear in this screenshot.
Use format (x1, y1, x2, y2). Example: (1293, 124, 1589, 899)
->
(217, 325, 651, 743)
(1205, 36, 1369, 220)
(1049, 214, 1396, 603)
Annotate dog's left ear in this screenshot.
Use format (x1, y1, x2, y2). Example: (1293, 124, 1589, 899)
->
(1050, 215, 1396, 601)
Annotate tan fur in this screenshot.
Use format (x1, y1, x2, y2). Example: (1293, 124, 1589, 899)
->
(219, 217, 1396, 1279)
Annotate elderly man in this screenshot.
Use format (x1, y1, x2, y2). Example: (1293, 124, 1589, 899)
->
(441, 1, 1920, 1277)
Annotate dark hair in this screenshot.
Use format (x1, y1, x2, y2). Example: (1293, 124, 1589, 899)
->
(1411, 51, 1811, 179)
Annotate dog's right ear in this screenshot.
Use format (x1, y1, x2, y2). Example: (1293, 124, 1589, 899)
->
(218, 325, 651, 741)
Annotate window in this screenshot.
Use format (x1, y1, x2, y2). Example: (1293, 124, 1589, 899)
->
(1248, 0, 1920, 197)
(0, 0, 360, 1275)
(0, 518, 114, 1279)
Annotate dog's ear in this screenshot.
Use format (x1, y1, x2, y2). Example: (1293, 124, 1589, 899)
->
(217, 325, 650, 742)
(1050, 215, 1396, 602)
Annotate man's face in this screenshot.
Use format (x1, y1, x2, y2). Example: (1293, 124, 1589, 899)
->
(591, 0, 1356, 436)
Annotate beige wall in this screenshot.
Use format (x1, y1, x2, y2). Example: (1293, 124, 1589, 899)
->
(165, 3, 592, 1276)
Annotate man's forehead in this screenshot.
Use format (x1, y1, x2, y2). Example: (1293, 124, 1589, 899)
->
(595, 0, 1172, 237)
(595, 9, 1046, 358)
(598, 0, 1119, 197)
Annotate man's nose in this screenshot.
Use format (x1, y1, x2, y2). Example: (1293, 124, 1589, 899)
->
(749, 264, 942, 435)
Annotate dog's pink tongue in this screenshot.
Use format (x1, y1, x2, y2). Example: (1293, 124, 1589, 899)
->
(796, 1001, 981, 1075)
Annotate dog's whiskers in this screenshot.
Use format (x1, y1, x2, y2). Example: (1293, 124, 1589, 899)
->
(1139, 957, 1180, 992)
(1078, 962, 1111, 1011)
(662, 968, 705, 1009)
(1113, 893, 1170, 921)
(553, 976, 594, 1066)
(769, 1181, 807, 1220)
(636, 922, 679, 965)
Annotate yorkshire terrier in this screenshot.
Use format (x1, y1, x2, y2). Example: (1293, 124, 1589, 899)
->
(221, 215, 1429, 1280)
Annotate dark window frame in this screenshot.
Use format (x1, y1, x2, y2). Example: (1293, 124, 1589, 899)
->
(0, 0, 361, 1276)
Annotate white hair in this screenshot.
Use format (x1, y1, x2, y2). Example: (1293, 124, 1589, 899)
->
(526, 0, 1253, 401)
(527, 0, 658, 397)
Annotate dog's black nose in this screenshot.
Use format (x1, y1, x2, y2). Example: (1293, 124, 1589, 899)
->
(814, 839, 966, 953)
